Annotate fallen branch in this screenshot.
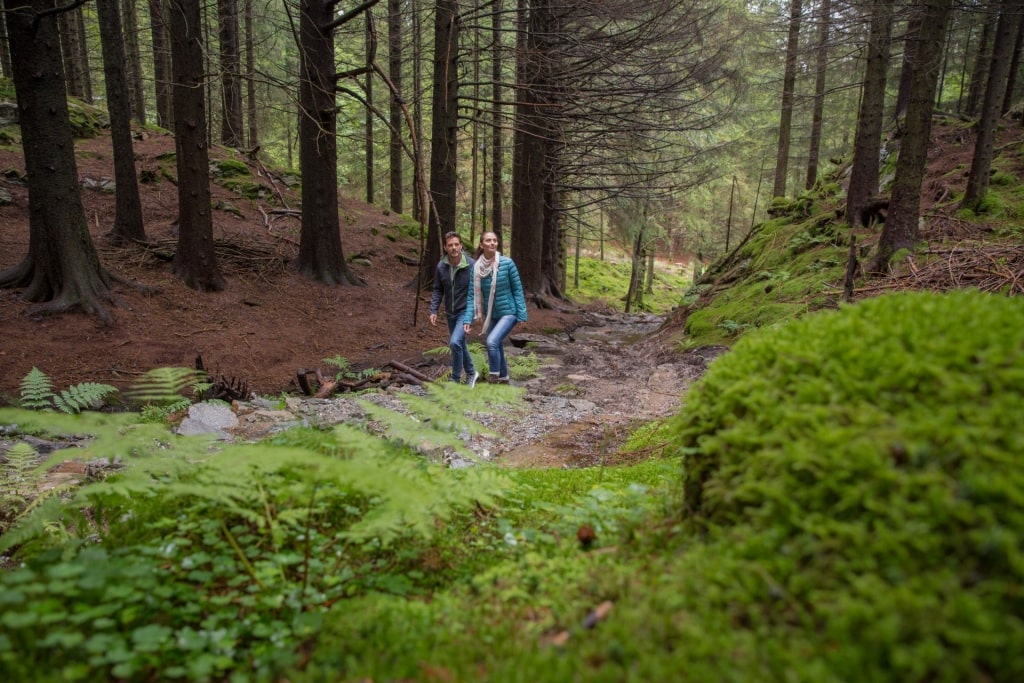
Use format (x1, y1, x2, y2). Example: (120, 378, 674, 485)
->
(385, 359, 430, 382)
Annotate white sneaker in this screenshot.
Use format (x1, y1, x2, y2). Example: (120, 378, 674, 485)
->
(467, 371, 479, 388)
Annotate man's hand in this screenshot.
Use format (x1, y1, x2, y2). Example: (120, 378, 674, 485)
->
(429, 313, 437, 326)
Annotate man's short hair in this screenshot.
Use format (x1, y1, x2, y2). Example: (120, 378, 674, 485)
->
(443, 231, 462, 244)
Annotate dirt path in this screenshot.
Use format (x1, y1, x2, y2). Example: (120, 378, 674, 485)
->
(226, 311, 725, 468)
(461, 312, 725, 467)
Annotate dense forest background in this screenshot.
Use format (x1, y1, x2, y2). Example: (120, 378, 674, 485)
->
(1, 0, 1021, 319)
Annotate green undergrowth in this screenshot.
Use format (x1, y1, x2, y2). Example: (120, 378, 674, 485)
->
(3, 290, 1023, 681)
(565, 255, 692, 314)
(300, 289, 1024, 682)
(681, 203, 849, 348)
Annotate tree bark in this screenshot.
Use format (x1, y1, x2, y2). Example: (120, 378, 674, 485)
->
(966, 6, 997, 117)
(0, 0, 114, 321)
(805, 0, 831, 190)
(846, 0, 894, 228)
(365, 14, 375, 205)
(218, 0, 244, 147)
(295, 0, 362, 285)
(872, 0, 952, 272)
(244, 0, 258, 147)
(149, 0, 174, 128)
(512, 0, 551, 293)
(490, 0, 504, 241)
(122, 0, 147, 124)
(97, 0, 147, 244)
(387, 0, 404, 213)
(169, 0, 227, 292)
(421, 0, 460, 289)
(772, 0, 803, 199)
(962, 0, 1023, 211)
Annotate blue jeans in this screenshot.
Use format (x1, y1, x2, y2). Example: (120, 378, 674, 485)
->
(483, 315, 517, 378)
(446, 313, 476, 381)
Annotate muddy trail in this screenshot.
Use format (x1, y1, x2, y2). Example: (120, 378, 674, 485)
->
(227, 311, 725, 468)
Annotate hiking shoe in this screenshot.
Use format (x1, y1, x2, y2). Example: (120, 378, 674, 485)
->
(467, 371, 479, 388)
(487, 374, 500, 384)
(496, 376, 510, 384)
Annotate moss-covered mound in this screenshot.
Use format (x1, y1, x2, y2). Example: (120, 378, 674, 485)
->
(669, 289, 1024, 679)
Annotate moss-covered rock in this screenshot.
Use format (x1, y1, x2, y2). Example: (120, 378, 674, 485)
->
(669, 289, 1024, 680)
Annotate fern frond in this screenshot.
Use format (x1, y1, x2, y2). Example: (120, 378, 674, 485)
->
(1, 442, 40, 484)
(422, 345, 451, 358)
(322, 355, 351, 372)
(359, 399, 476, 460)
(52, 382, 120, 414)
(0, 494, 65, 552)
(19, 367, 54, 410)
(125, 367, 201, 406)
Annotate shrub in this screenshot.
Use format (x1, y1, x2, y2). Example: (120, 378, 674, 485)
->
(668, 289, 1024, 680)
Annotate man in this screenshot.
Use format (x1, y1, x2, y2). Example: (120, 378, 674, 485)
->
(429, 231, 479, 387)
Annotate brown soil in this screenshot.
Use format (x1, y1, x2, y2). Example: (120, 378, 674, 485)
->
(0, 132, 588, 401)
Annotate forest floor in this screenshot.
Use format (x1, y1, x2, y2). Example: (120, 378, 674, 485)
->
(1, 119, 1020, 467)
(0, 131, 701, 467)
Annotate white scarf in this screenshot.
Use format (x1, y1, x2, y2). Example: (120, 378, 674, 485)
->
(473, 252, 500, 332)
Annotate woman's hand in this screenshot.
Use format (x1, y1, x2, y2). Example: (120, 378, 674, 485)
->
(463, 323, 471, 333)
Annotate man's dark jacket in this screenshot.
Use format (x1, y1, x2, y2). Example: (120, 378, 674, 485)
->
(430, 253, 475, 318)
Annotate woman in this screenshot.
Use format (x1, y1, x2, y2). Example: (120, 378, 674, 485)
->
(462, 232, 528, 384)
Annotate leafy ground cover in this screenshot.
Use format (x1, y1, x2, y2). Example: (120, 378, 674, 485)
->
(2, 289, 1022, 682)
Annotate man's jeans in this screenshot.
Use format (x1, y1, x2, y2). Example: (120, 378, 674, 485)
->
(483, 314, 517, 378)
(446, 313, 476, 381)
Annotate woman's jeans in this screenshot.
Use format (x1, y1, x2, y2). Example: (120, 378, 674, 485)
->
(483, 315, 517, 378)
(446, 313, 476, 381)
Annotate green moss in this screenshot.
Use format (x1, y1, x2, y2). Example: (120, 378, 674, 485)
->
(668, 289, 1024, 680)
(212, 158, 250, 178)
(990, 170, 1016, 186)
(218, 178, 264, 200)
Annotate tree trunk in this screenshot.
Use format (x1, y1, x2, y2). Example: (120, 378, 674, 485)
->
(1001, 15, 1024, 115)
(122, 0, 147, 125)
(0, 12, 11, 78)
(872, 0, 952, 272)
(772, 0, 802, 199)
(490, 0, 504, 241)
(97, 0, 146, 244)
(966, 7, 997, 117)
(387, 0, 404, 213)
(411, 0, 424, 223)
(218, 0, 244, 147)
(169, 0, 226, 292)
(805, 0, 831, 190)
(512, 0, 550, 293)
(244, 0, 258, 147)
(149, 0, 174, 129)
(365, 14, 375, 205)
(59, 7, 91, 102)
(962, 0, 1023, 211)
(295, 0, 362, 285)
(846, 0, 894, 228)
(421, 0, 459, 288)
(0, 0, 114, 320)
(73, 6, 92, 102)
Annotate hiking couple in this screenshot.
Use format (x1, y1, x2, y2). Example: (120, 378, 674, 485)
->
(429, 231, 528, 386)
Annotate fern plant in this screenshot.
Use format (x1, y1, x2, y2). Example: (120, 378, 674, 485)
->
(1, 442, 38, 529)
(124, 367, 201, 407)
(18, 367, 118, 413)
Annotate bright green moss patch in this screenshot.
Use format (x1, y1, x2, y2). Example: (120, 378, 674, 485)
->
(667, 289, 1024, 681)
